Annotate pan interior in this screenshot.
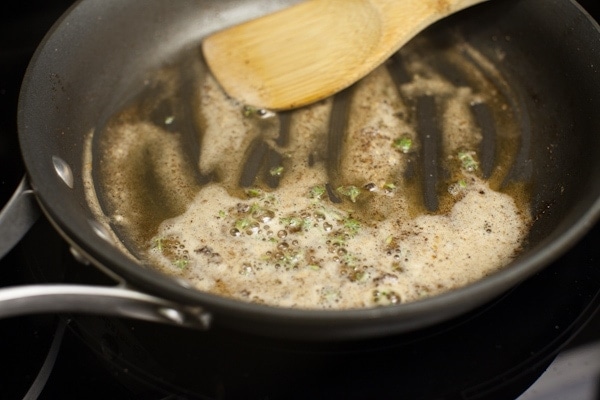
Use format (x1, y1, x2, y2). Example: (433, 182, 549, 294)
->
(16, 0, 600, 337)
(83, 19, 536, 310)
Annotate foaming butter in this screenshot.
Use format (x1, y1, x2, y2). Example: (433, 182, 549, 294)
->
(84, 37, 531, 310)
(148, 177, 528, 308)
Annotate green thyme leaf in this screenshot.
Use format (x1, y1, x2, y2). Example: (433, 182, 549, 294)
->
(393, 136, 413, 153)
(336, 185, 361, 202)
(269, 166, 284, 177)
(458, 150, 479, 172)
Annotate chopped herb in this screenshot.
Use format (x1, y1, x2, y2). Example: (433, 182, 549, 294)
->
(281, 215, 310, 232)
(344, 218, 361, 236)
(309, 185, 326, 200)
(392, 136, 413, 153)
(336, 185, 361, 202)
(235, 217, 253, 231)
(242, 105, 256, 117)
(458, 150, 479, 172)
(448, 179, 469, 196)
(249, 202, 262, 214)
(269, 166, 284, 177)
(242, 105, 275, 119)
(245, 188, 263, 198)
(383, 182, 397, 193)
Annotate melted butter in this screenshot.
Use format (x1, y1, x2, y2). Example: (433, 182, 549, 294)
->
(84, 34, 532, 309)
(147, 176, 527, 308)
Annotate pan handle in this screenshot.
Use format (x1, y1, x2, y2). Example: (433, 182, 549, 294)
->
(0, 177, 41, 259)
(0, 177, 211, 330)
(0, 177, 211, 329)
(0, 284, 211, 330)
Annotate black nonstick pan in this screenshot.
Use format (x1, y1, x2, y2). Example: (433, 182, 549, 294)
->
(0, 0, 599, 340)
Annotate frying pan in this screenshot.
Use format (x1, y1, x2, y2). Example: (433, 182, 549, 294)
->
(0, 0, 599, 340)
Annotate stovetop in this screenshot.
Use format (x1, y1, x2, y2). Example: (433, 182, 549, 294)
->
(1, 1, 599, 399)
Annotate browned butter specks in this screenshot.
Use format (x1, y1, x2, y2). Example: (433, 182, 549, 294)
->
(83, 35, 531, 309)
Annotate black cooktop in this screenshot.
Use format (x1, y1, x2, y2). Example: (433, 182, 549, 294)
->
(0, 1, 599, 399)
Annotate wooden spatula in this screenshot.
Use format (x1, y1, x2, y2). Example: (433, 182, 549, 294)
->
(202, 0, 489, 110)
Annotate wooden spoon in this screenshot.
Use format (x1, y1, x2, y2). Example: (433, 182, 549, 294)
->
(202, 0, 490, 110)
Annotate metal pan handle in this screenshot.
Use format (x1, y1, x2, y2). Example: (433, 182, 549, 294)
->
(0, 176, 210, 330)
(0, 284, 210, 329)
(0, 177, 41, 259)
